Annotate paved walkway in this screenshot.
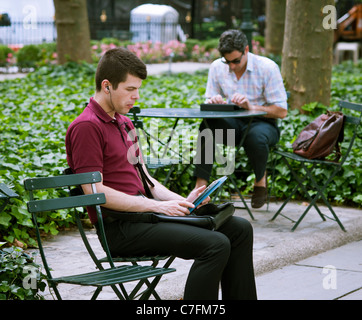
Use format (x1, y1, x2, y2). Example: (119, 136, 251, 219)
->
(0, 62, 210, 82)
(34, 200, 362, 300)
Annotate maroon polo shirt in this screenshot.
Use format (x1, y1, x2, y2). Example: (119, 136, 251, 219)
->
(65, 97, 145, 223)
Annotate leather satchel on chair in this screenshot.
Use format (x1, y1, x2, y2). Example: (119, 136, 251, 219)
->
(292, 111, 344, 161)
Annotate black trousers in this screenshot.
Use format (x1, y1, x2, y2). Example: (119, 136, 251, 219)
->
(101, 216, 257, 300)
(194, 117, 280, 182)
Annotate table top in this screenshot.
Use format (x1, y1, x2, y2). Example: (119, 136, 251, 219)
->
(133, 108, 267, 119)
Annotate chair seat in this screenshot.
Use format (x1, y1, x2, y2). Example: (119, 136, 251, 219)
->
(274, 150, 340, 165)
(98, 255, 171, 264)
(51, 265, 175, 286)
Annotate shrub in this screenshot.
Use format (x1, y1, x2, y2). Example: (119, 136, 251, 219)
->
(0, 45, 14, 67)
(16, 44, 42, 69)
(0, 246, 46, 300)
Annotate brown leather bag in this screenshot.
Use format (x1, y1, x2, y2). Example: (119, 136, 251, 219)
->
(292, 111, 345, 161)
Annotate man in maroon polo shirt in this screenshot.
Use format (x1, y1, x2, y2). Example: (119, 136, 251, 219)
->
(65, 48, 257, 300)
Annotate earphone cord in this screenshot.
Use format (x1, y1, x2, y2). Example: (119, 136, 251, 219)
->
(107, 88, 116, 114)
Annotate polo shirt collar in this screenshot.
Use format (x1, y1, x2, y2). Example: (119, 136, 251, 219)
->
(88, 97, 117, 123)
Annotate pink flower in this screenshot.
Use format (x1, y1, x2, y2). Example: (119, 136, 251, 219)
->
(164, 48, 173, 56)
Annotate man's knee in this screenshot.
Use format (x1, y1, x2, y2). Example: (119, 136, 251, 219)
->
(220, 216, 254, 246)
(207, 232, 231, 257)
(244, 130, 268, 150)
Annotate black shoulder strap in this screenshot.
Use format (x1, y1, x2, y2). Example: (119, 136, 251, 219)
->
(123, 120, 155, 199)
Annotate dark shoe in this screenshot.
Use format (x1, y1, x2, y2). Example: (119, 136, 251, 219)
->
(251, 186, 267, 209)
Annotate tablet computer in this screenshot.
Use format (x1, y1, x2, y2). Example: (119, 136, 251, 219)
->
(190, 176, 228, 212)
(200, 104, 242, 111)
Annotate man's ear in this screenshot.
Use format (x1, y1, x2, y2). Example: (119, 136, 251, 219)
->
(102, 80, 111, 93)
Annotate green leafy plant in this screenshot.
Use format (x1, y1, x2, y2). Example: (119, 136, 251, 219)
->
(0, 45, 14, 67)
(0, 246, 46, 300)
(16, 44, 43, 69)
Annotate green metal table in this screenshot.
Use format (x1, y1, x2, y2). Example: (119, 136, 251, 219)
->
(131, 107, 267, 219)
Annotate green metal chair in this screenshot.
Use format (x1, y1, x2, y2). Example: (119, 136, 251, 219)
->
(270, 101, 362, 231)
(23, 171, 176, 300)
(0, 183, 19, 213)
(63, 167, 176, 300)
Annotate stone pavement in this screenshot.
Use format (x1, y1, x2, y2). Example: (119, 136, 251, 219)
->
(146, 62, 210, 75)
(33, 200, 362, 300)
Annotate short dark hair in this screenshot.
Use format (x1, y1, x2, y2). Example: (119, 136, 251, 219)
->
(218, 29, 248, 55)
(95, 47, 147, 92)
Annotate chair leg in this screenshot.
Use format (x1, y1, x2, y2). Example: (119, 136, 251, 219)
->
(90, 287, 103, 300)
(297, 163, 346, 232)
(122, 256, 176, 300)
(270, 183, 299, 222)
(272, 156, 346, 232)
(266, 147, 278, 211)
(48, 281, 63, 300)
(289, 163, 326, 221)
(271, 158, 326, 228)
(229, 174, 255, 220)
(129, 259, 163, 300)
(137, 256, 175, 300)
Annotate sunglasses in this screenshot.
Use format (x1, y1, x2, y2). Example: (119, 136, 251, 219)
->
(221, 53, 244, 65)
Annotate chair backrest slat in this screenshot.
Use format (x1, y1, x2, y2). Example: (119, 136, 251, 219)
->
(27, 193, 106, 213)
(339, 100, 361, 127)
(24, 172, 102, 191)
(344, 115, 360, 125)
(0, 183, 18, 198)
(339, 100, 362, 113)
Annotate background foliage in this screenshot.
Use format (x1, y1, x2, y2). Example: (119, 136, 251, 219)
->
(0, 59, 361, 246)
(0, 245, 46, 300)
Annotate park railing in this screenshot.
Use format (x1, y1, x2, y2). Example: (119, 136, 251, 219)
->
(0, 19, 56, 45)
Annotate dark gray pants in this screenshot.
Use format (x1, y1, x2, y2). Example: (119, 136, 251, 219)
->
(193, 117, 280, 182)
(100, 216, 257, 300)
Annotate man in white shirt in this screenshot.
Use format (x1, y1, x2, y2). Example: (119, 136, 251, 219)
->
(194, 29, 288, 208)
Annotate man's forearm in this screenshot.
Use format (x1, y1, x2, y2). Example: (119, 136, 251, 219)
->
(82, 182, 161, 213)
(252, 104, 287, 119)
(148, 176, 185, 201)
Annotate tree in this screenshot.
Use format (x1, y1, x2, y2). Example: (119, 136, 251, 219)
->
(265, 0, 286, 55)
(281, 0, 335, 111)
(53, 0, 92, 64)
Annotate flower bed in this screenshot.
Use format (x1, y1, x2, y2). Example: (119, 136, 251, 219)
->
(0, 38, 222, 72)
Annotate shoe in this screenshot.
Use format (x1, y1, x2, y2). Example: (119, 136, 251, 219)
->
(251, 186, 268, 209)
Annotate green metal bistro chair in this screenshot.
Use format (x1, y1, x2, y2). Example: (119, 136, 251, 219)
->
(0, 183, 19, 213)
(63, 168, 176, 300)
(271, 101, 362, 231)
(23, 171, 176, 300)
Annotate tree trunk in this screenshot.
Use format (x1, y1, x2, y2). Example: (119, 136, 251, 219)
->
(281, 0, 334, 111)
(53, 0, 92, 64)
(265, 0, 286, 55)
